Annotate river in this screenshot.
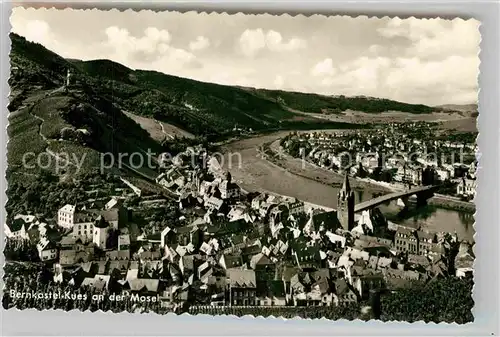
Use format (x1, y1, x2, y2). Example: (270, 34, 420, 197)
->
(221, 132, 475, 243)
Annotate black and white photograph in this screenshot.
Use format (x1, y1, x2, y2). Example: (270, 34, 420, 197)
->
(4, 7, 478, 324)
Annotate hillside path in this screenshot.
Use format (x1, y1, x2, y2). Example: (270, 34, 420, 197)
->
(155, 119, 174, 142)
(24, 87, 78, 168)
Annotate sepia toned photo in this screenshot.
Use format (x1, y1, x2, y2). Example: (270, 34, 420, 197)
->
(4, 8, 478, 324)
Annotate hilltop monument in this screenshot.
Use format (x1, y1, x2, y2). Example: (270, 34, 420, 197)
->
(64, 68, 72, 92)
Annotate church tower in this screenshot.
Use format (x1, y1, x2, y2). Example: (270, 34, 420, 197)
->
(337, 174, 355, 231)
(225, 171, 232, 184)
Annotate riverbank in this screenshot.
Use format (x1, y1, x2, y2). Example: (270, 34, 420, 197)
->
(428, 195, 476, 213)
(221, 131, 474, 242)
(260, 139, 393, 194)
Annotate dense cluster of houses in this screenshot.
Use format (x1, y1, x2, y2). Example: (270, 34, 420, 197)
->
(282, 124, 477, 199)
(4, 145, 474, 309)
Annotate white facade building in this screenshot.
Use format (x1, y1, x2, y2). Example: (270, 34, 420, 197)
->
(37, 237, 57, 261)
(457, 178, 477, 198)
(4, 222, 29, 240)
(58, 204, 76, 229)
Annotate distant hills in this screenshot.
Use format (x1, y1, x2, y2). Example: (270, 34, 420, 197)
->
(436, 104, 478, 114)
(9, 33, 445, 138)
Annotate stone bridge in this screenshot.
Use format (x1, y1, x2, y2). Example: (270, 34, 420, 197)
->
(354, 185, 437, 213)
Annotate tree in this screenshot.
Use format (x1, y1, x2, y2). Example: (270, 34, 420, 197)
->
(60, 127, 76, 140)
(380, 276, 474, 324)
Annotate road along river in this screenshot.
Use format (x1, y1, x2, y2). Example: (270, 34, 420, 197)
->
(221, 131, 475, 243)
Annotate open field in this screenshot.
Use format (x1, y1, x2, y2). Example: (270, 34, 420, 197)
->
(7, 105, 46, 168)
(436, 117, 478, 132)
(123, 111, 166, 142)
(290, 109, 477, 130)
(47, 141, 102, 173)
(123, 110, 195, 142)
(160, 121, 195, 139)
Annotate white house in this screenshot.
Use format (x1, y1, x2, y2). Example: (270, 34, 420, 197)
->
(4, 220, 29, 240)
(457, 178, 477, 198)
(105, 197, 123, 210)
(58, 204, 76, 229)
(37, 237, 57, 261)
(72, 212, 95, 243)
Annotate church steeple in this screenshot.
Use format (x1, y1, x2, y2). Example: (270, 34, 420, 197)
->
(337, 174, 355, 231)
(225, 171, 232, 184)
(341, 173, 351, 193)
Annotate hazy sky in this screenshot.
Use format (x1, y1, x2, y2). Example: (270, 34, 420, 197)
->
(11, 8, 480, 106)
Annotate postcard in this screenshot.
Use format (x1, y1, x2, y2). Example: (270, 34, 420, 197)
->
(4, 8, 478, 323)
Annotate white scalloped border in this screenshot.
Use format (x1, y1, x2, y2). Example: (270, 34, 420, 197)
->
(3, 6, 481, 327)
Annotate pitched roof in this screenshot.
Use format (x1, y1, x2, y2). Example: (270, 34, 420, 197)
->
(59, 204, 76, 214)
(100, 208, 120, 223)
(128, 278, 159, 292)
(7, 218, 25, 232)
(383, 268, 420, 280)
(222, 254, 244, 268)
(74, 211, 96, 223)
(13, 214, 37, 223)
(311, 210, 340, 230)
(334, 278, 350, 295)
(81, 275, 110, 291)
(377, 257, 392, 268)
(96, 261, 108, 274)
(241, 244, 261, 256)
(59, 250, 76, 262)
(118, 234, 130, 246)
(312, 277, 330, 294)
(108, 260, 130, 272)
(37, 237, 56, 251)
(105, 250, 130, 260)
(93, 215, 109, 228)
(80, 262, 94, 273)
(312, 268, 330, 281)
(384, 276, 414, 290)
(358, 234, 392, 247)
(250, 253, 273, 269)
(60, 235, 77, 246)
(407, 254, 430, 266)
(417, 230, 435, 241)
(228, 269, 256, 288)
(396, 226, 415, 237)
(281, 266, 300, 282)
(293, 244, 320, 262)
(455, 254, 474, 269)
(180, 255, 195, 270)
(126, 268, 139, 281)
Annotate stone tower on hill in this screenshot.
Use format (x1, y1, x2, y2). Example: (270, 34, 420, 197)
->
(64, 68, 72, 93)
(337, 174, 355, 231)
